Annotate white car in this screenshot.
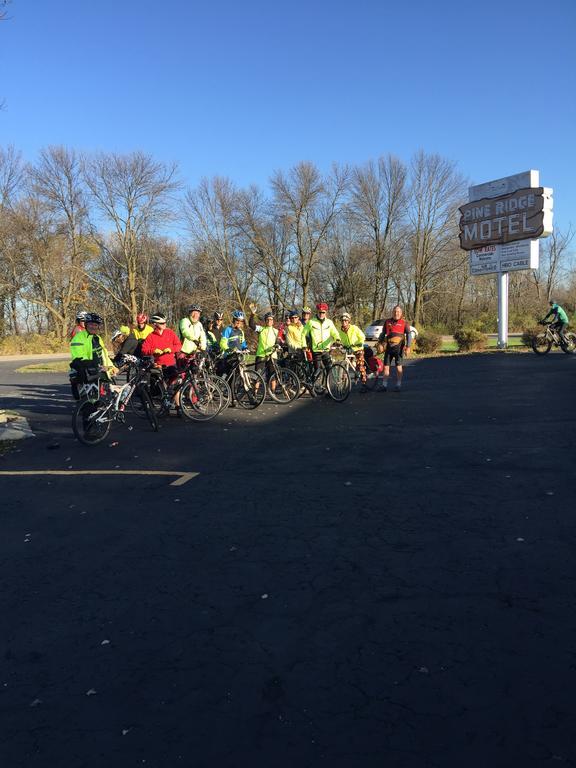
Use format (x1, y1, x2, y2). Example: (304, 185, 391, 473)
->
(364, 320, 385, 341)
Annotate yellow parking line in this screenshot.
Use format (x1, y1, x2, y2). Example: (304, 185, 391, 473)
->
(0, 470, 199, 486)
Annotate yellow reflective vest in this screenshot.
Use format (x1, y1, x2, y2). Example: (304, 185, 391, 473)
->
(304, 317, 340, 352)
(70, 330, 112, 368)
(256, 325, 279, 358)
(339, 324, 365, 351)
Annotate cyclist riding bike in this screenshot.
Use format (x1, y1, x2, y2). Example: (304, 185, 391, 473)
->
(203, 316, 220, 356)
(285, 309, 307, 355)
(179, 304, 207, 356)
(249, 305, 281, 389)
(301, 306, 312, 328)
(304, 302, 341, 371)
(141, 313, 182, 386)
(541, 300, 569, 343)
(220, 310, 248, 356)
(110, 327, 139, 364)
(70, 310, 89, 340)
(69, 313, 117, 399)
(212, 311, 225, 345)
(132, 313, 153, 341)
(339, 312, 368, 392)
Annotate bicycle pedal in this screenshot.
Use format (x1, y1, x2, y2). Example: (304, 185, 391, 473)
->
(116, 412, 126, 423)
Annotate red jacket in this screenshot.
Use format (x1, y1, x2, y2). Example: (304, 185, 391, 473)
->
(141, 327, 182, 367)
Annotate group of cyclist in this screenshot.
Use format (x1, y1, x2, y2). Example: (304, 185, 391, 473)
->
(69, 302, 416, 400)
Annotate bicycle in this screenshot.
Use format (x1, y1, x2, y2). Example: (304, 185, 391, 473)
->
(531, 321, 576, 355)
(339, 345, 379, 391)
(72, 355, 158, 445)
(258, 346, 300, 404)
(142, 352, 226, 421)
(281, 346, 351, 402)
(214, 349, 266, 410)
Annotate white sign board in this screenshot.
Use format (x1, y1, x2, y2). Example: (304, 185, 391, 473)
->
(470, 240, 539, 275)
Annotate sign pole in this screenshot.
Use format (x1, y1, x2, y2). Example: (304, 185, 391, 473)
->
(497, 271, 509, 348)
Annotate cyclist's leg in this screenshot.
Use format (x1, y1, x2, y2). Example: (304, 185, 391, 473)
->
(355, 349, 367, 384)
(380, 347, 391, 390)
(266, 359, 276, 391)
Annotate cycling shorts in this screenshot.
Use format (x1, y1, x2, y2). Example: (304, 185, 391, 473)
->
(384, 343, 404, 367)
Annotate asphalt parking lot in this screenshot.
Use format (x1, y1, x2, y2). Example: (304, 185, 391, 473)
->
(1, 352, 575, 767)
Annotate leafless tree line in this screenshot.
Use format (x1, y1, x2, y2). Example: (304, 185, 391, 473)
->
(0, 144, 573, 339)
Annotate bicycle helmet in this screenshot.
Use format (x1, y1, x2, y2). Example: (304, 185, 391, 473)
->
(316, 302, 329, 312)
(263, 311, 274, 320)
(85, 312, 103, 324)
(111, 329, 125, 341)
(232, 310, 245, 321)
(76, 310, 89, 323)
(288, 309, 299, 319)
(340, 312, 351, 321)
(186, 303, 202, 314)
(213, 311, 224, 320)
(136, 313, 148, 324)
(150, 312, 167, 324)
(302, 306, 312, 314)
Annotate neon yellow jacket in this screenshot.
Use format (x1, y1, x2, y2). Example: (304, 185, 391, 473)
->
(70, 330, 113, 368)
(285, 323, 307, 350)
(255, 325, 279, 358)
(179, 317, 207, 353)
(132, 324, 153, 340)
(304, 317, 340, 352)
(339, 324, 365, 351)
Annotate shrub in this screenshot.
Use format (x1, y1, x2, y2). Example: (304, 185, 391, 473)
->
(415, 330, 442, 354)
(453, 327, 486, 352)
(0, 333, 69, 355)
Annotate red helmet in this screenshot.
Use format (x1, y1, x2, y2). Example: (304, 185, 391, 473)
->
(136, 313, 148, 324)
(316, 302, 329, 312)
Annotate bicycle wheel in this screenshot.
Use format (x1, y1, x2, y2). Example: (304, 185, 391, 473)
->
(234, 369, 266, 409)
(138, 386, 159, 431)
(72, 400, 111, 445)
(561, 332, 576, 354)
(268, 367, 300, 403)
(531, 333, 552, 355)
(129, 384, 151, 419)
(326, 363, 351, 402)
(180, 378, 223, 421)
(211, 374, 232, 410)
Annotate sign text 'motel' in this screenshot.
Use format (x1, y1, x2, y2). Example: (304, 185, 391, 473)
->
(459, 186, 552, 251)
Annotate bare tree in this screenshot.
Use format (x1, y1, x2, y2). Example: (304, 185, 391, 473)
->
(27, 146, 93, 330)
(0, 145, 24, 332)
(271, 162, 349, 306)
(408, 151, 467, 325)
(532, 227, 575, 303)
(347, 155, 407, 319)
(183, 177, 255, 311)
(234, 185, 294, 313)
(83, 151, 179, 320)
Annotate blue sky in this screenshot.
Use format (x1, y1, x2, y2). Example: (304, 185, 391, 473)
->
(1, 0, 575, 230)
